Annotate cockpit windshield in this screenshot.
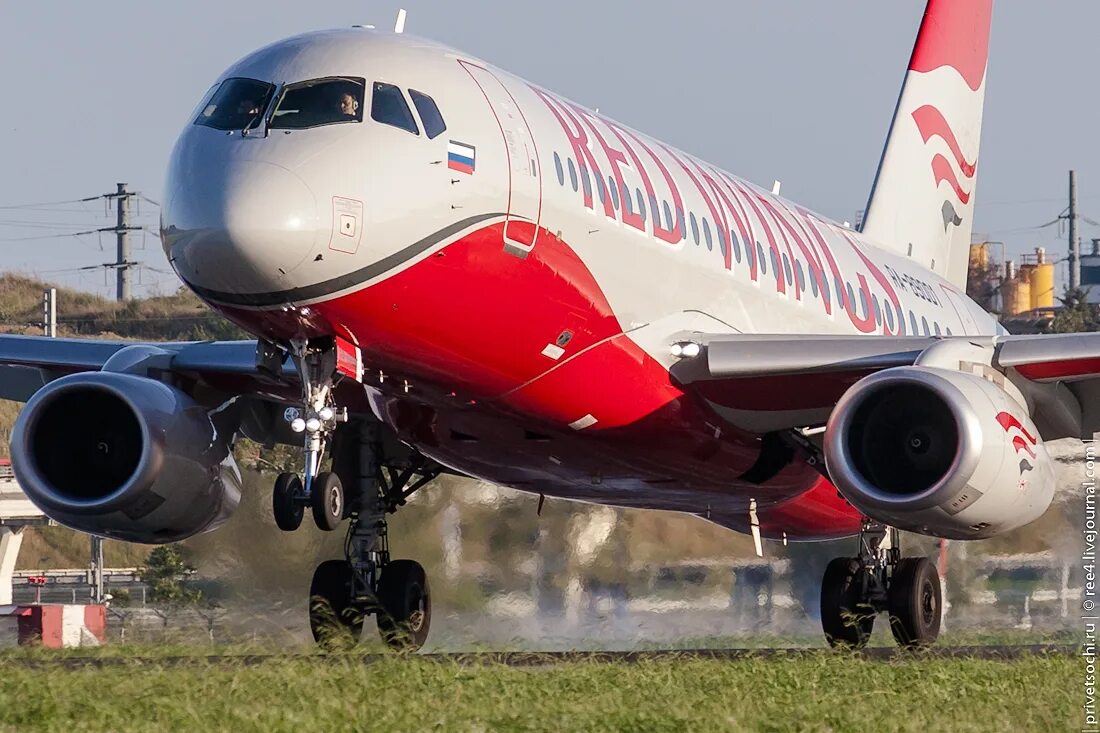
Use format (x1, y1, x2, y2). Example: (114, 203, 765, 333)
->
(193, 78, 275, 131)
(269, 77, 366, 130)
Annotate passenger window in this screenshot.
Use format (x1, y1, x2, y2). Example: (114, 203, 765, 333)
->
(909, 311, 918, 334)
(580, 165, 593, 199)
(758, 244, 767, 274)
(663, 201, 673, 231)
(596, 175, 607, 204)
(609, 177, 620, 210)
(731, 230, 742, 263)
(568, 159, 578, 192)
(702, 218, 713, 251)
(554, 153, 564, 186)
(690, 213, 699, 244)
(369, 82, 419, 135)
(270, 77, 366, 130)
(409, 89, 446, 139)
(194, 78, 275, 131)
(636, 189, 646, 222)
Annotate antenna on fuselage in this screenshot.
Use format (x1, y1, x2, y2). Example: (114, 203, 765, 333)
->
(394, 8, 407, 33)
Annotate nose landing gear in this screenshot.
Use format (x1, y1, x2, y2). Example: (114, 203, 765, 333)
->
(819, 522, 942, 649)
(270, 338, 351, 533)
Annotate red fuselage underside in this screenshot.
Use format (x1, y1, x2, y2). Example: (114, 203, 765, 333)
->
(215, 222, 863, 539)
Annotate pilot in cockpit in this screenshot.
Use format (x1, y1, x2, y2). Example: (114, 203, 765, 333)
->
(338, 91, 360, 119)
(237, 98, 262, 117)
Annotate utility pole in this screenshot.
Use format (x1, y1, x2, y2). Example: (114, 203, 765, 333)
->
(1070, 170, 1081, 291)
(102, 183, 141, 302)
(41, 288, 56, 338)
(90, 536, 104, 604)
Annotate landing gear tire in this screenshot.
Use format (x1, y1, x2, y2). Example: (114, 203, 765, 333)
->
(309, 560, 364, 645)
(888, 557, 941, 648)
(820, 557, 874, 649)
(377, 559, 431, 651)
(311, 471, 345, 532)
(272, 473, 304, 532)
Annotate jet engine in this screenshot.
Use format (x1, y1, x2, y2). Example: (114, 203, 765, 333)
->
(823, 366, 1054, 539)
(9, 372, 241, 543)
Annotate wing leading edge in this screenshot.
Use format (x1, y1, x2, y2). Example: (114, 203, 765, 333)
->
(672, 332, 1100, 440)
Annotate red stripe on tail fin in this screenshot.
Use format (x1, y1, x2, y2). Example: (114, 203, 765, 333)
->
(912, 105, 977, 178)
(908, 0, 993, 92)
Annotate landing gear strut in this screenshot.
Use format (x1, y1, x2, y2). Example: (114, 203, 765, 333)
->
(269, 339, 350, 532)
(819, 521, 941, 649)
(305, 420, 441, 651)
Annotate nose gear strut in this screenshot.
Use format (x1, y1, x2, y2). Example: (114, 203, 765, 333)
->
(271, 337, 349, 532)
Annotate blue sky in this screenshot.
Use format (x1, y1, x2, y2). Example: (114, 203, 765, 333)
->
(1, 2, 1097, 298)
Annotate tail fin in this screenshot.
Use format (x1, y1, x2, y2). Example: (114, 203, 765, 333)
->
(859, 0, 993, 287)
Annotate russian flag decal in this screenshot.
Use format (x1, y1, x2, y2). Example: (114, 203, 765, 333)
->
(448, 140, 476, 174)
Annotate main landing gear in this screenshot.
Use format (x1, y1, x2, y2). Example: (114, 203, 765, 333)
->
(268, 338, 440, 650)
(819, 521, 942, 649)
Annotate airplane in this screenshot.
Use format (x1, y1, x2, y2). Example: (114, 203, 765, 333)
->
(0, 0, 1087, 650)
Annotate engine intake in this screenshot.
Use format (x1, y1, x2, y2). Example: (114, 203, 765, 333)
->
(824, 366, 1054, 539)
(10, 372, 241, 543)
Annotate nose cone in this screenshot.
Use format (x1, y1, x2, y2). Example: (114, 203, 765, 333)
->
(163, 161, 319, 297)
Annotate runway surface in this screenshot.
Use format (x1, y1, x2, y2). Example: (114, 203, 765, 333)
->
(7, 644, 1078, 669)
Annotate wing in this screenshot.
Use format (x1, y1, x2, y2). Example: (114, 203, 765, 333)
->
(0, 335, 296, 404)
(672, 332, 1100, 440)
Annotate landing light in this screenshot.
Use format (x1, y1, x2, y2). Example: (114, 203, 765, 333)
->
(319, 406, 335, 421)
(671, 342, 701, 359)
(290, 418, 306, 433)
(305, 417, 322, 433)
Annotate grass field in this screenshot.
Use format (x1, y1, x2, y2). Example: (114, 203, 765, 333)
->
(0, 650, 1078, 732)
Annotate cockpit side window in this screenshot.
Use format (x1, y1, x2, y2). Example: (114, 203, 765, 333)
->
(409, 90, 446, 139)
(371, 82, 419, 135)
(194, 78, 275, 131)
(269, 77, 366, 130)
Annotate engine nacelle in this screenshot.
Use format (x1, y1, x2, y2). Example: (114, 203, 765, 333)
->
(824, 366, 1055, 539)
(10, 372, 242, 543)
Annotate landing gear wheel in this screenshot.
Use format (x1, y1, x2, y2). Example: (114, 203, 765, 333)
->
(311, 471, 345, 532)
(888, 557, 941, 648)
(821, 557, 875, 649)
(309, 560, 364, 645)
(377, 559, 431, 651)
(272, 473, 304, 532)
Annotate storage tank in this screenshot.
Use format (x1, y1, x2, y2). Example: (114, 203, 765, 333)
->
(969, 243, 989, 270)
(1029, 247, 1055, 310)
(1002, 261, 1032, 316)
